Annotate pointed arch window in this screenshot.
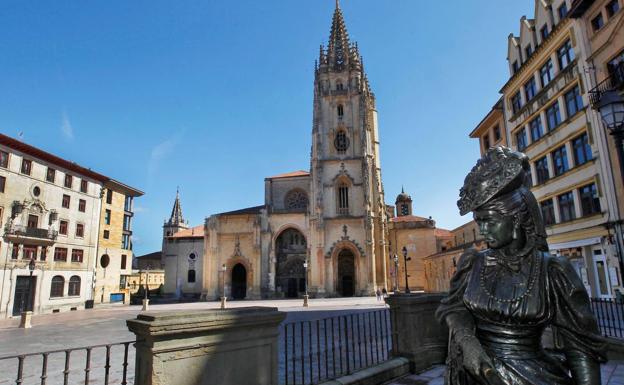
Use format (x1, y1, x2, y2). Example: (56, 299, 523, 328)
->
(334, 130, 349, 154)
(188, 269, 196, 283)
(337, 181, 349, 215)
(337, 105, 344, 118)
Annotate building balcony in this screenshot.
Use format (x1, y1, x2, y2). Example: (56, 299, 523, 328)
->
(4, 224, 58, 244)
(589, 62, 624, 109)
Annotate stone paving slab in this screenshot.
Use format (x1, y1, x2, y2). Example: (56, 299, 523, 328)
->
(385, 363, 624, 385)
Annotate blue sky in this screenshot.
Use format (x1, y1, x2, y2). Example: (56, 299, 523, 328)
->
(0, 1, 533, 255)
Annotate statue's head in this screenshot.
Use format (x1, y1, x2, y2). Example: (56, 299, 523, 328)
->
(458, 147, 547, 251)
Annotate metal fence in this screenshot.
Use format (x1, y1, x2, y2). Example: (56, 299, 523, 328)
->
(0, 341, 134, 385)
(280, 309, 393, 385)
(590, 298, 624, 338)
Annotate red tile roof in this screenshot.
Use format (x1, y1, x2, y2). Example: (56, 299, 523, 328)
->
(267, 170, 310, 179)
(434, 228, 453, 237)
(171, 225, 204, 238)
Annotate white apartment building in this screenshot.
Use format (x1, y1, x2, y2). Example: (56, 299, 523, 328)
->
(0, 134, 107, 318)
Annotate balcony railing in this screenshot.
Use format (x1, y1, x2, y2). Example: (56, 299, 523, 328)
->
(4, 224, 58, 241)
(589, 62, 624, 109)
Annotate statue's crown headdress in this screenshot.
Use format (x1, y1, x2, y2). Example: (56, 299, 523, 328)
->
(457, 147, 530, 215)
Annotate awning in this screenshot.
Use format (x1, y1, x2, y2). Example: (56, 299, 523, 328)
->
(548, 237, 602, 251)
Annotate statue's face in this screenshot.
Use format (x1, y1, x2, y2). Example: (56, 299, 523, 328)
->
(473, 209, 514, 249)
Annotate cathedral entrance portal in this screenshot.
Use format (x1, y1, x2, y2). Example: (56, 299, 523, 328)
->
(275, 228, 307, 298)
(337, 249, 355, 297)
(231, 263, 247, 299)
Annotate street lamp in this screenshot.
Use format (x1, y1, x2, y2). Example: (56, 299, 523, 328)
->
(392, 254, 399, 293)
(402, 246, 411, 294)
(220, 264, 227, 309)
(303, 260, 309, 307)
(597, 90, 624, 281)
(24, 257, 35, 312)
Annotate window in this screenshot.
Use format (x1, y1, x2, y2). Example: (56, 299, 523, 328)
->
(529, 116, 544, 142)
(337, 183, 349, 215)
(540, 59, 554, 87)
(21, 159, 32, 175)
(40, 247, 47, 261)
(558, 192, 576, 222)
(546, 101, 562, 130)
(540, 199, 556, 226)
(75, 223, 84, 238)
(493, 125, 501, 142)
(122, 234, 130, 250)
(54, 247, 68, 262)
(68, 276, 81, 296)
(285, 189, 309, 210)
(511, 91, 522, 114)
(23, 245, 36, 260)
(80, 179, 88, 193)
(572, 133, 592, 166)
(46, 168, 55, 183)
(535, 156, 550, 184)
(540, 25, 549, 41)
(71, 249, 84, 263)
(62, 194, 70, 209)
(188, 269, 196, 283)
(106, 189, 113, 204)
(27, 215, 38, 229)
(525, 45, 533, 59)
(0, 207, 3, 227)
(124, 196, 133, 212)
(580, 183, 601, 216)
(482, 134, 490, 150)
(12, 244, 19, 259)
(64, 174, 73, 189)
(558, 3, 568, 20)
(103, 230, 110, 239)
(512, 60, 520, 74)
(524, 77, 537, 101)
(607, 0, 620, 16)
(552, 145, 569, 176)
(105, 209, 111, 225)
(0, 176, 5, 193)
(337, 104, 344, 118)
(0, 151, 8, 168)
(334, 130, 349, 154)
(50, 276, 64, 297)
(336, 82, 343, 91)
(592, 13, 605, 31)
(78, 199, 86, 212)
(123, 215, 131, 231)
(565, 85, 583, 117)
(59, 220, 68, 235)
(557, 40, 575, 70)
(121, 254, 127, 269)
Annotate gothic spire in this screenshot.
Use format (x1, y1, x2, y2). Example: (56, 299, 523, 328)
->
(168, 187, 185, 226)
(327, 0, 350, 69)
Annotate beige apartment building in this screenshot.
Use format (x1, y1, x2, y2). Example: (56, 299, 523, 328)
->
(491, 0, 623, 298)
(94, 180, 143, 305)
(469, 98, 509, 152)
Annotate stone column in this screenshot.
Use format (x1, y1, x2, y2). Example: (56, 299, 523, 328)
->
(127, 307, 286, 385)
(385, 293, 448, 373)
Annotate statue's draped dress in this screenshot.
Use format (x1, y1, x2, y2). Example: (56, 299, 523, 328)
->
(437, 248, 606, 385)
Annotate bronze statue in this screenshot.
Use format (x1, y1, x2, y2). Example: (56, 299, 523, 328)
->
(437, 147, 606, 385)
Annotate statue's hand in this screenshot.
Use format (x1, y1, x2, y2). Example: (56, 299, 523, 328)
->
(459, 335, 496, 380)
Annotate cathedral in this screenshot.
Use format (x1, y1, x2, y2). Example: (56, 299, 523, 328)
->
(162, 2, 413, 299)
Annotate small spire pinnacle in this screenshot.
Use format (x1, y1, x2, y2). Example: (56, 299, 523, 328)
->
(401, 185, 405, 194)
(336, 0, 340, 9)
(168, 188, 185, 226)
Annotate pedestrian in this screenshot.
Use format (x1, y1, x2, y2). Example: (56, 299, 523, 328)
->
(382, 287, 388, 298)
(375, 288, 381, 301)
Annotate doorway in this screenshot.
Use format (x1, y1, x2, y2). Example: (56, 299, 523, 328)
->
(231, 264, 247, 300)
(337, 249, 355, 297)
(13, 276, 36, 316)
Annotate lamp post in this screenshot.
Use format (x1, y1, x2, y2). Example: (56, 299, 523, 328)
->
(220, 264, 227, 309)
(392, 254, 399, 293)
(141, 265, 151, 311)
(597, 90, 624, 283)
(19, 257, 36, 329)
(303, 260, 309, 307)
(402, 246, 411, 294)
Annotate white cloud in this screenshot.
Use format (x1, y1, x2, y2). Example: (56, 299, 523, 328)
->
(148, 131, 184, 178)
(61, 109, 74, 140)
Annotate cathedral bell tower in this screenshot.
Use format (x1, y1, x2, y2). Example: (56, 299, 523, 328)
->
(163, 188, 188, 238)
(309, 0, 388, 296)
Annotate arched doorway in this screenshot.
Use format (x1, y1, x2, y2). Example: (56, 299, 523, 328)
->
(275, 228, 307, 298)
(231, 264, 247, 299)
(337, 249, 355, 297)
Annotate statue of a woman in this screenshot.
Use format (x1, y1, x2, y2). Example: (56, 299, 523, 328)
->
(437, 147, 606, 385)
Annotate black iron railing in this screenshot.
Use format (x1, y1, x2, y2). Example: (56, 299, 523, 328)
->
(590, 298, 624, 338)
(589, 62, 624, 109)
(280, 309, 392, 385)
(4, 224, 58, 241)
(0, 341, 134, 385)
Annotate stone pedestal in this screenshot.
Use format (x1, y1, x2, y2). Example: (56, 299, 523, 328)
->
(19, 311, 32, 329)
(142, 299, 149, 311)
(220, 296, 227, 309)
(303, 294, 309, 307)
(385, 293, 448, 373)
(127, 307, 286, 385)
